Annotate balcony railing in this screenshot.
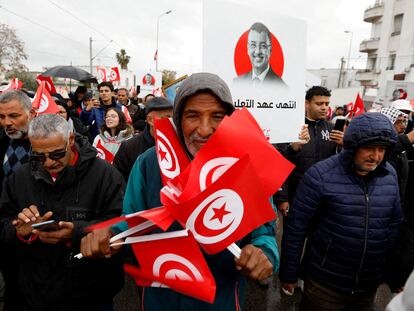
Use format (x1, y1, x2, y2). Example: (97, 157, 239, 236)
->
(364, 1, 384, 22)
(359, 37, 380, 52)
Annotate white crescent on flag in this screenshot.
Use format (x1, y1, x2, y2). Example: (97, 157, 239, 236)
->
(199, 157, 238, 191)
(152, 253, 204, 283)
(186, 189, 244, 244)
(96, 67, 107, 82)
(156, 129, 180, 179)
(36, 93, 49, 113)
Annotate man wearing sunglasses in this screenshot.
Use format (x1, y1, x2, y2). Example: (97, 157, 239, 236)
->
(0, 114, 125, 310)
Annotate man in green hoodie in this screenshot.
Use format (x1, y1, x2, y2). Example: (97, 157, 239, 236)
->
(81, 73, 278, 310)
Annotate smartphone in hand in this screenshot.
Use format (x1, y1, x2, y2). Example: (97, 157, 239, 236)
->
(32, 220, 59, 232)
(333, 119, 346, 132)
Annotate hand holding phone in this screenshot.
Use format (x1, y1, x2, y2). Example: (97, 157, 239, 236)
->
(333, 119, 346, 132)
(32, 220, 60, 232)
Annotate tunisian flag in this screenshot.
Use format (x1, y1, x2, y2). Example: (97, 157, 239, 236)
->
(32, 82, 60, 115)
(348, 94, 365, 118)
(95, 139, 115, 164)
(36, 75, 56, 94)
(109, 67, 121, 82)
(2, 78, 23, 92)
(162, 154, 276, 254)
(165, 108, 294, 203)
(125, 230, 216, 303)
(96, 66, 107, 82)
(154, 118, 190, 186)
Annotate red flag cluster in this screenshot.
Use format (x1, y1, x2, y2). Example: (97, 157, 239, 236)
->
(96, 66, 120, 83)
(1, 78, 23, 92)
(86, 108, 295, 303)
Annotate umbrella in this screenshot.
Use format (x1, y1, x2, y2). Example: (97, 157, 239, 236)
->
(41, 66, 98, 83)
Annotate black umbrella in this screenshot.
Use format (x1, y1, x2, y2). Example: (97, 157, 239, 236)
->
(41, 66, 98, 83)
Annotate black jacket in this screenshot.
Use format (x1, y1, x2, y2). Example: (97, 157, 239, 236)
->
(113, 125, 155, 182)
(0, 135, 125, 311)
(285, 118, 337, 201)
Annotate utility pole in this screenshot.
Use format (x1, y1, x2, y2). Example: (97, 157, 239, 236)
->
(89, 37, 93, 74)
(337, 57, 345, 88)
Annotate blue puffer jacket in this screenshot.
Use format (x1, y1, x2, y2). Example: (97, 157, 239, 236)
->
(280, 113, 404, 294)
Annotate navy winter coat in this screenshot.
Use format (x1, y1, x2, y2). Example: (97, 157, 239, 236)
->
(279, 113, 404, 294)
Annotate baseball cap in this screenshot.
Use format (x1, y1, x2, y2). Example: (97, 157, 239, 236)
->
(391, 99, 414, 112)
(145, 97, 173, 115)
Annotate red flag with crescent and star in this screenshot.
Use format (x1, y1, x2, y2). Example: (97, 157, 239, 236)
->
(154, 118, 190, 186)
(36, 75, 57, 94)
(109, 67, 121, 82)
(163, 108, 294, 203)
(161, 154, 276, 254)
(124, 230, 216, 303)
(32, 82, 60, 116)
(96, 66, 107, 82)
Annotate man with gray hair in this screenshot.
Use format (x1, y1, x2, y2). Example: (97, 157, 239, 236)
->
(0, 90, 35, 193)
(0, 89, 35, 311)
(0, 114, 125, 310)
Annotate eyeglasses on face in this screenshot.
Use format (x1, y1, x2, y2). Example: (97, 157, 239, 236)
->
(29, 145, 68, 163)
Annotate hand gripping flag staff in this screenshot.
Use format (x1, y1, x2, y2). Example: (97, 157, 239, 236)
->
(161, 154, 276, 255)
(31, 81, 60, 116)
(74, 206, 175, 259)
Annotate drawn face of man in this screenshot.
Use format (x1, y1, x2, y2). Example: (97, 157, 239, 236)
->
(247, 30, 272, 76)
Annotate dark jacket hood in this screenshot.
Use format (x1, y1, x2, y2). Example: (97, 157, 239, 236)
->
(340, 113, 398, 172)
(172, 72, 235, 154)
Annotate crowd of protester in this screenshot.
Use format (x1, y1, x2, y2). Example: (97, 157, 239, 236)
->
(0, 75, 413, 311)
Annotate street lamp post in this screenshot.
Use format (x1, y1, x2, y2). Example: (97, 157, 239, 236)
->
(344, 30, 353, 88)
(156, 9, 172, 72)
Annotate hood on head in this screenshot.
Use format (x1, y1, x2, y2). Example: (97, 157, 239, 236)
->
(172, 72, 235, 151)
(343, 113, 397, 152)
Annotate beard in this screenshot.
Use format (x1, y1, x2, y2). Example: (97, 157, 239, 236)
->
(5, 125, 28, 140)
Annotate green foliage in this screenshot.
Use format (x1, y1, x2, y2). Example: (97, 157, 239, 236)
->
(162, 70, 177, 86)
(116, 49, 130, 70)
(5, 70, 38, 91)
(0, 23, 27, 71)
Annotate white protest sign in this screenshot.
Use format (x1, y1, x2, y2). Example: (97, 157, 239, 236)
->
(203, 0, 306, 143)
(137, 71, 162, 97)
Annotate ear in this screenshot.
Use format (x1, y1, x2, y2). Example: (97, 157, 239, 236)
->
(68, 132, 75, 147)
(146, 113, 154, 126)
(29, 109, 37, 119)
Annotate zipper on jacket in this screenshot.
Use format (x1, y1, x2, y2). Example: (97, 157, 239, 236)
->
(353, 180, 370, 294)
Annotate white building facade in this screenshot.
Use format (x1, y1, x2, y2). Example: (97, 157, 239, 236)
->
(356, 0, 414, 106)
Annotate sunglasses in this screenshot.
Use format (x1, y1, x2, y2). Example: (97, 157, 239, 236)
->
(29, 145, 68, 163)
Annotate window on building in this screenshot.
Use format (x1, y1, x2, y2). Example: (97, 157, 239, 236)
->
(321, 78, 327, 87)
(368, 57, 377, 70)
(392, 14, 403, 36)
(388, 54, 396, 70)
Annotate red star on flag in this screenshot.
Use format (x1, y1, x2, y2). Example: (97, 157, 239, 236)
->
(210, 203, 231, 223)
(159, 147, 168, 162)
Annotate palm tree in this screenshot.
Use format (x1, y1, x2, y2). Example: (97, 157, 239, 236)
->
(116, 49, 130, 70)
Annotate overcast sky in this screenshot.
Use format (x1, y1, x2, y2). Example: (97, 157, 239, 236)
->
(1, 0, 375, 76)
